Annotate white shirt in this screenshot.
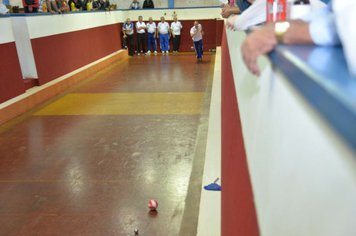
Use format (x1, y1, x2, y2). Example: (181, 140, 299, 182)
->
(332, 0, 356, 76)
(190, 24, 202, 42)
(157, 21, 170, 34)
(146, 22, 156, 33)
(171, 21, 183, 35)
(136, 21, 146, 34)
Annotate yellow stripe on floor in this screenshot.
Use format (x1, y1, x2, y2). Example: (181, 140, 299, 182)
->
(34, 93, 205, 115)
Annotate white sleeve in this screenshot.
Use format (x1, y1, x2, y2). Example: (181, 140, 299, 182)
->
(308, 6, 340, 46)
(333, 0, 356, 76)
(233, 0, 266, 31)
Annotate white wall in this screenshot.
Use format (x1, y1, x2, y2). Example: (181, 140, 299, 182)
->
(127, 7, 222, 21)
(16, 8, 221, 41)
(0, 17, 15, 44)
(226, 30, 356, 236)
(9, 0, 22, 7)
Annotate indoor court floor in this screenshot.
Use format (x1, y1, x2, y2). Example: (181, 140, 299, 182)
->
(0, 53, 215, 236)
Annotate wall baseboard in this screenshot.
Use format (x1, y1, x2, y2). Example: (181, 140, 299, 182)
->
(0, 49, 128, 126)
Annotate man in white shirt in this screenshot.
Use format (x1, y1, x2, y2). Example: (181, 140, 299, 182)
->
(170, 16, 183, 53)
(146, 17, 157, 54)
(190, 21, 204, 61)
(122, 18, 135, 56)
(157, 16, 170, 54)
(136, 16, 147, 55)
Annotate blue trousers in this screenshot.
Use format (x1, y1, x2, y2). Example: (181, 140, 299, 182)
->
(193, 40, 203, 58)
(147, 32, 157, 51)
(159, 34, 169, 52)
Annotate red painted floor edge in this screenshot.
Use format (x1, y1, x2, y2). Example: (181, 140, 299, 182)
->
(221, 28, 260, 236)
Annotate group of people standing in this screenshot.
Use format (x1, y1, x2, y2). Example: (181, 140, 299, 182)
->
(122, 16, 204, 60)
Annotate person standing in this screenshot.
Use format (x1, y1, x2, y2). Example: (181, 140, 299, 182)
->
(146, 17, 157, 54)
(190, 21, 204, 61)
(157, 16, 170, 54)
(129, 0, 140, 9)
(122, 18, 135, 56)
(136, 16, 147, 55)
(170, 17, 183, 53)
(143, 0, 154, 8)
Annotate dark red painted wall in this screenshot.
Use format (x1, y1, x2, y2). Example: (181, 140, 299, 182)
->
(32, 23, 123, 85)
(0, 42, 25, 104)
(221, 28, 260, 236)
(127, 19, 222, 53)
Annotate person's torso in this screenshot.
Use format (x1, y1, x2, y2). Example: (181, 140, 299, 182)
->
(191, 24, 202, 41)
(146, 22, 156, 33)
(171, 21, 182, 35)
(144, 0, 153, 8)
(131, 2, 139, 8)
(124, 23, 134, 35)
(158, 22, 169, 34)
(136, 21, 146, 33)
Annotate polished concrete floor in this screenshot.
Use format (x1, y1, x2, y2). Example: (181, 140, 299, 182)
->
(0, 54, 214, 236)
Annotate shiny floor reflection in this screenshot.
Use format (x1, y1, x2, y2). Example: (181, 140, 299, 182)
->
(0, 54, 213, 235)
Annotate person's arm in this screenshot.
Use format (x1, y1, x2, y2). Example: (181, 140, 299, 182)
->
(241, 20, 314, 76)
(156, 27, 159, 38)
(52, 0, 61, 13)
(143, 0, 147, 8)
(46, 0, 55, 13)
(63, 0, 69, 11)
(200, 25, 204, 36)
(221, 5, 240, 18)
(190, 28, 197, 37)
(170, 25, 174, 37)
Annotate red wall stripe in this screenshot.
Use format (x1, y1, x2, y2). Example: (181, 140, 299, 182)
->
(31, 23, 123, 86)
(221, 28, 260, 236)
(0, 42, 25, 104)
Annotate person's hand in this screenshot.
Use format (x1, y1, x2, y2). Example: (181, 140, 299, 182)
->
(221, 6, 231, 18)
(28, 6, 33, 12)
(157, 35, 159, 39)
(226, 15, 238, 30)
(172, 34, 175, 38)
(241, 24, 277, 76)
(123, 34, 127, 38)
(51, 10, 55, 14)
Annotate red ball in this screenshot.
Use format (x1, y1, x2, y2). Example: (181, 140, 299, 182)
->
(149, 199, 158, 210)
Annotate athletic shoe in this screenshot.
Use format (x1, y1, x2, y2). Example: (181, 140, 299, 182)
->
(162, 51, 165, 54)
(137, 53, 140, 55)
(124, 46, 128, 50)
(146, 51, 151, 54)
(154, 51, 157, 54)
(166, 51, 169, 54)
